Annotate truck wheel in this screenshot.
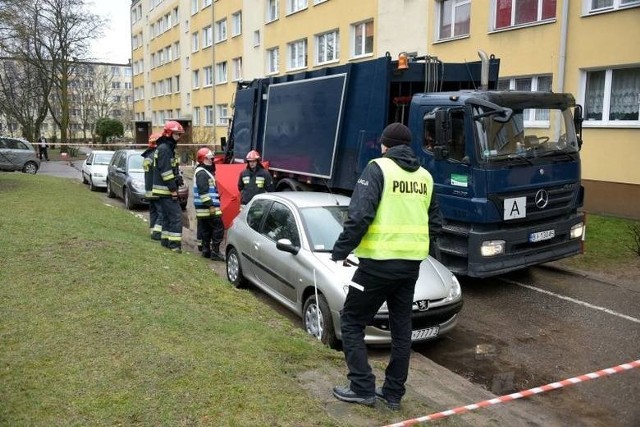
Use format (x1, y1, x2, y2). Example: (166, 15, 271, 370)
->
(276, 178, 311, 192)
(303, 294, 338, 349)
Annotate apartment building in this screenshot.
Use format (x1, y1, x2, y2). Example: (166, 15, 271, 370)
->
(131, 0, 640, 218)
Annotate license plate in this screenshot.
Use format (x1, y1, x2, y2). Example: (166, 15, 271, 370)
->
(529, 229, 555, 242)
(411, 326, 439, 340)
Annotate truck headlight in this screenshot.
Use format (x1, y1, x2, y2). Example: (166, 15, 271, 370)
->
(481, 240, 505, 257)
(570, 222, 584, 239)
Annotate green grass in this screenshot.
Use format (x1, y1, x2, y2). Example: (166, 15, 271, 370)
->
(0, 173, 346, 426)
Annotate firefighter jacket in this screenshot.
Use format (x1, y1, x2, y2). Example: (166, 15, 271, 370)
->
(331, 144, 442, 280)
(238, 163, 274, 205)
(152, 136, 179, 198)
(193, 164, 222, 218)
(141, 147, 157, 199)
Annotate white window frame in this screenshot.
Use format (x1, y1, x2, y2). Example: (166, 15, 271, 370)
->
(193, 106, 201, 125)
(203, 25, 213, 48)
(215, 62, 227, 84)
(499, 75, 554, 127)
(253, 30, 261, 47)
(215, 19, 227, 43)
(216, 104, 230, 126)
(287, 0, 308, 15)
(352, 20, 373, 58)
(204, 66, 213, 87)
(203, 0, 212, 8)
(287, 39, 307, 71)
(583, 0, 640, 14)
(314, 0, 328, 4)
(192, 32, 199, 52)
(315, 30, 339, 65)
(232, 57, 243, 81)
(437, 0, 471, 40)
(267, 47, 279, 74)
(231, 11, 242, 37)
(492, 0, 557, 30)
(266, 0, 279, 23)
(205, 105, 214, 125)
(192, 69, 200, 89)
(581, 66, 640, 128)
(191, 0, 199, 15)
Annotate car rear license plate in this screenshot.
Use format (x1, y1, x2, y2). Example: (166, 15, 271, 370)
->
(529, 229, 555, 242)
(411, 326, 439, 340)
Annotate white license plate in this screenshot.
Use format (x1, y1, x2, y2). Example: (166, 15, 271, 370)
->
(529, 229, 555, 242)
(411, 326, 439, 340)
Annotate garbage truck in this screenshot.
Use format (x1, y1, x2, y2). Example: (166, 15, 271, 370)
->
(223, 51, 585, 278)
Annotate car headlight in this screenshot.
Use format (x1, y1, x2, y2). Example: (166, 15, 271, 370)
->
(442, 275, 462, 303)
(131, 180, 145, 192)
(92, 173, 105, 178)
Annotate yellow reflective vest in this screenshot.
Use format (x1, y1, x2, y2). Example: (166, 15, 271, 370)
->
(354, 157, 434, 260)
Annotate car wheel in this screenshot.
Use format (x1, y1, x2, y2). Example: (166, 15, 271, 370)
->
(106, 180, 115, 198)
(303, 294, 338, 348)
(124, 188, 133, 210)
(226, 247, 247, 288)
(89, 178, 97, 191)
(82, 173, 88, 184)
(22, 161, 38, 175)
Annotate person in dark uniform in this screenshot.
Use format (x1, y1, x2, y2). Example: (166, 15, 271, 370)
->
(238, 150, 274, 206)
(142, 132, 163, 240)
(193, 147, 225, 261)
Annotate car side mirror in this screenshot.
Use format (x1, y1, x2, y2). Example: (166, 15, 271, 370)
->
(276, 238, 300, 255)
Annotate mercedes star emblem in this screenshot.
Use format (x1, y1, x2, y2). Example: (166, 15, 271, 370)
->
(535, 189, 549, 209)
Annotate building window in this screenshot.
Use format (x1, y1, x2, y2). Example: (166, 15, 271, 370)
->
(583, 67, 640, 125)
(287, 0, 308, 14)
(193, 106, 201, 125)
(254, 30, 261, 46)
(216, 104, 229, 126)
(352, 20, 373, 57)
(494, 0, 557, 29)
(316, 30, 339, 64)
(204, 66, 213, 86)
(192, 32, 199, 52)
(191, 0, 198, 15)
(203, 25, 213, 47)
(267, 47, 279, 74)
(498, 75, 553, 125)
(175, 75, 180, 92)
(314, 0, 328, 4)
(215, 19, 227, 43)
(438, 0, 471, 40)
(205, 105, 214, 125)
(586, 0, 640, 13)
(231, 11, 242, 36)
(203, 0, 212, 7)
(192, 69, 200, 89)
(215, 62, 227, 84)
(266, 0, 279, 22)
(232, 57, 243, 81)
(287, 39, 307, 70)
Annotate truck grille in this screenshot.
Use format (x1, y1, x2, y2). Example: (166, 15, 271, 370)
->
(490, 184, 578, 224)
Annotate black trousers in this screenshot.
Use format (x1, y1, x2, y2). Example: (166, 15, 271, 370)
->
(157, 197, 182, 250)
(149, 199, 164, 240)
(340, 269, 416, 401)
(197, 215, 224, 254)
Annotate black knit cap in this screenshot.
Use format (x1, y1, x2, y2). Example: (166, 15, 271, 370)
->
(380, 123, 412, 147)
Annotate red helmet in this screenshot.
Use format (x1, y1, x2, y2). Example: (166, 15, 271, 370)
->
(196, 147, 214, 164)
(246, 150, 261, 161)
(163, 120, 184, 135)
(148, 132, 162, 148)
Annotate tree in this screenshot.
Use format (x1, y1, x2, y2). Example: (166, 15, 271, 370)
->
(95, 117, 123, 142)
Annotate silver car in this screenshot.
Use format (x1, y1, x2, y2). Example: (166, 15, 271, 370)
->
(225, 192, 463, 348)
(82, 150, 115, 191)
(0, 137, 40, 174)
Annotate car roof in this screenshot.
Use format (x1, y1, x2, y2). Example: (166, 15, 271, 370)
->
(253, 191, 351, 208)
(91, 150, 115, 154)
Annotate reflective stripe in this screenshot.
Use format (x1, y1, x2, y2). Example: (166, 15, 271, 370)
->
(161, 170, 175, 181)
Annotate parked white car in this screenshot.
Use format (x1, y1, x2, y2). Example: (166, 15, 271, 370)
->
(82, 150, 115, 191)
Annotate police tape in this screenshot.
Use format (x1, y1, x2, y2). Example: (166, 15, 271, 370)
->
(42, 143, 217, 147)
(382, 359, 640, 427)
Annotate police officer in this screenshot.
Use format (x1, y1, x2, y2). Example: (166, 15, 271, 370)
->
(142, 132, 163, 240)
(238, 150, 274, 206)
(331, 123, 442, 410)
(193, 147, 225, 261)
(152, 120, 184, 253)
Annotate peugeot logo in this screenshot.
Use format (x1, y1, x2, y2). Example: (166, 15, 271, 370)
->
(535, 189, 549, 209)
(417, 300, 430, 311)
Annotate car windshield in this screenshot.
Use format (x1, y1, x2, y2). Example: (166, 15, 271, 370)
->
(299, 205, 349, 252)
(127, 154, 144, 172)
(94, 153, 113, 165)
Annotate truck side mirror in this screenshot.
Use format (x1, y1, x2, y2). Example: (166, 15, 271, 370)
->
(435, 110, 452, 148)
(573, 105, 584, 150)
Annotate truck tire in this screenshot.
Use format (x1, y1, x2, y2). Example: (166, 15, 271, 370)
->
(276, 178, 311, 192)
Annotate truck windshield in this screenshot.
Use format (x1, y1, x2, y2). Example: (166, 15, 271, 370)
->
(474, 106, 579, 162)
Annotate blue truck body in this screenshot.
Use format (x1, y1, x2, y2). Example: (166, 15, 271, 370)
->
(226, 54, 585, 277)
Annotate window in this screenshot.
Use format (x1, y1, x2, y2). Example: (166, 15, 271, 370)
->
(266, 0, 279, 22)
(262, 202, 300, 246)
(494, 0, 556, 29)
(247, 199, 271, 231)
(205, 105, 214, 125)
(232, 57, 243, 81)
(584, 67, 640, 125)
(204, 66, 213, 86)
(175, 75, 180, 92)
(192, 69, 200, 88)
(287, 0, 308, 14)
(192, 32, 199, 52)
(193, 106, 201, 125)
(215, 19, 227, 43)
(314, 0, 328, 4)
(438, 0, 471, 40)
(352, 20, 373, 57)
(288, 39, 307, 70)
(231, 12, 242, 36)
(254, 30, 261, 46)
(203, 25, 213, 47)
(316, 30, 339, 64)
(586, 0, 640, 13)
(498, 75, 553, 125)
(191, 0, 198, 15)
(216, 104, 229, 125)
(267, 47, 279, 74)
(203, 0, 212, 7)
(173, 42, 180, 59)
(215, 62, 227, 84)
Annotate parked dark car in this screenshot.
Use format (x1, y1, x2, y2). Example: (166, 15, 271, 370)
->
(0, 137, 40, 174)
(106, 149, 188, 210)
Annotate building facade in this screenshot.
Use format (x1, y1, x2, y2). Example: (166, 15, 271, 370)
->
(130, 0, 640, 218)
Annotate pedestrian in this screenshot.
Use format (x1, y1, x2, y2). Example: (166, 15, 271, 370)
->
(142, 132, 164, 241)
(152, 120, 185, 253)
(193, 147, 225, 261)
(38, 135, 49, 161)
(238, 150, 274, 207)
(330, 122, 442, 410)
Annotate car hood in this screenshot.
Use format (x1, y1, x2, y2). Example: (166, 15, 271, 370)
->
(312, 252, 454, 301)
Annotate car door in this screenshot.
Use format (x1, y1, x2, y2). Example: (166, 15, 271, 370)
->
(83, 153, 94, 181)
(112, 151, 127, 198)
(0, 138, 12, 169)
(251, 201, 302, 304)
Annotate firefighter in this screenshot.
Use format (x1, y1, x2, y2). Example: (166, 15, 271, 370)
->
(152, 120, 184, 253)
(238, 150, 274, 206)
(193, 147, 225, 261)
(142, 132, 163, 241)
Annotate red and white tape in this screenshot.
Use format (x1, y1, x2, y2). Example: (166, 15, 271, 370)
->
(383, 359, 640, 427)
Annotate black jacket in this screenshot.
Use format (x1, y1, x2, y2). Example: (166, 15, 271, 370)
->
(331, 144, 442, 280)
(238, 163, 274, 205)
(152, 136, 179, 197)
